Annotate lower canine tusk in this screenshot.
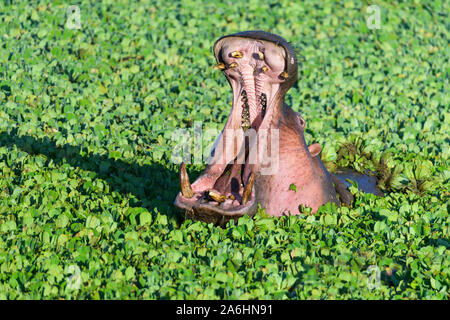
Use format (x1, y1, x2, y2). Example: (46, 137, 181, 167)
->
(242, 172, 255, 205)
(180, 162, 194, 198)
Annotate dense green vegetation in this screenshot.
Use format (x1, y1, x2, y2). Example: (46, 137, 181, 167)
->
(0, 0, 448, 299)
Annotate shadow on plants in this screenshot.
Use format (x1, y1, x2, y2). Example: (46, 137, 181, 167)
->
(0, 128, 201, 225)
(0, 129, 386, 226)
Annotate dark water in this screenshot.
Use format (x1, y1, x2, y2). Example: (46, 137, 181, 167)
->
(334, 168, 383, 196)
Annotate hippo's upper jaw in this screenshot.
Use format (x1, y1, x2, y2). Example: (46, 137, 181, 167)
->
(212, 33, 295, 132)
(174, 31, 338, 226)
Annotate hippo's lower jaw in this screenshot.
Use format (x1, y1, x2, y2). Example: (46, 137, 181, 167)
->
(174, 31, 346, 226)
(174, 169, 258, 226)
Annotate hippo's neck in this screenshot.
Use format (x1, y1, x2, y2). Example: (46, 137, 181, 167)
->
(269, 97, 314, 173)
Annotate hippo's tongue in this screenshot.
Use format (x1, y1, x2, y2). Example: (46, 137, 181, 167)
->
(212, 162, 243, 197)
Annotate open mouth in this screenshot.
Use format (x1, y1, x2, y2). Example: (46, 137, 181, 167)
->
(174, 31, 297, 226)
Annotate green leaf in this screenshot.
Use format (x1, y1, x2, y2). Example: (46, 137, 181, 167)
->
(139, 211, 152, 226)
(125, 267, 136, 281)
(289, 183, 297, 192)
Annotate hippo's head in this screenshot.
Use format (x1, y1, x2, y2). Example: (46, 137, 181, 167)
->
(174, 31, 302, 226)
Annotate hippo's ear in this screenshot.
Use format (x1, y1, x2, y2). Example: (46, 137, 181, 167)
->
(296, 113, 306, 130)
(308, 143, 322, 157)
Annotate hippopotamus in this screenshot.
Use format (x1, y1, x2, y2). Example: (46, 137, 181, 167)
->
(174, 31, 353, 226)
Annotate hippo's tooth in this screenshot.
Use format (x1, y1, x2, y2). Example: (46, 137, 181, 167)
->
(228, 62, 238, 69)
(280, 71, 289, 79)
(241, 102, 250, 131)
(262, 66, 268, 72)
(260, 93, 267, 119)
(257, 51, 264, 60)
(231, 51, 244, 58)
(208, 191, 227, 203)
(180, 162, 194, 198)
(214, 63, 226, 70)
(242, 172, 255, 205)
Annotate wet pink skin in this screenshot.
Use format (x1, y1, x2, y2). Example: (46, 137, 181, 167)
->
(174, 31, 339, 221)
(251, 103, 338, 216)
